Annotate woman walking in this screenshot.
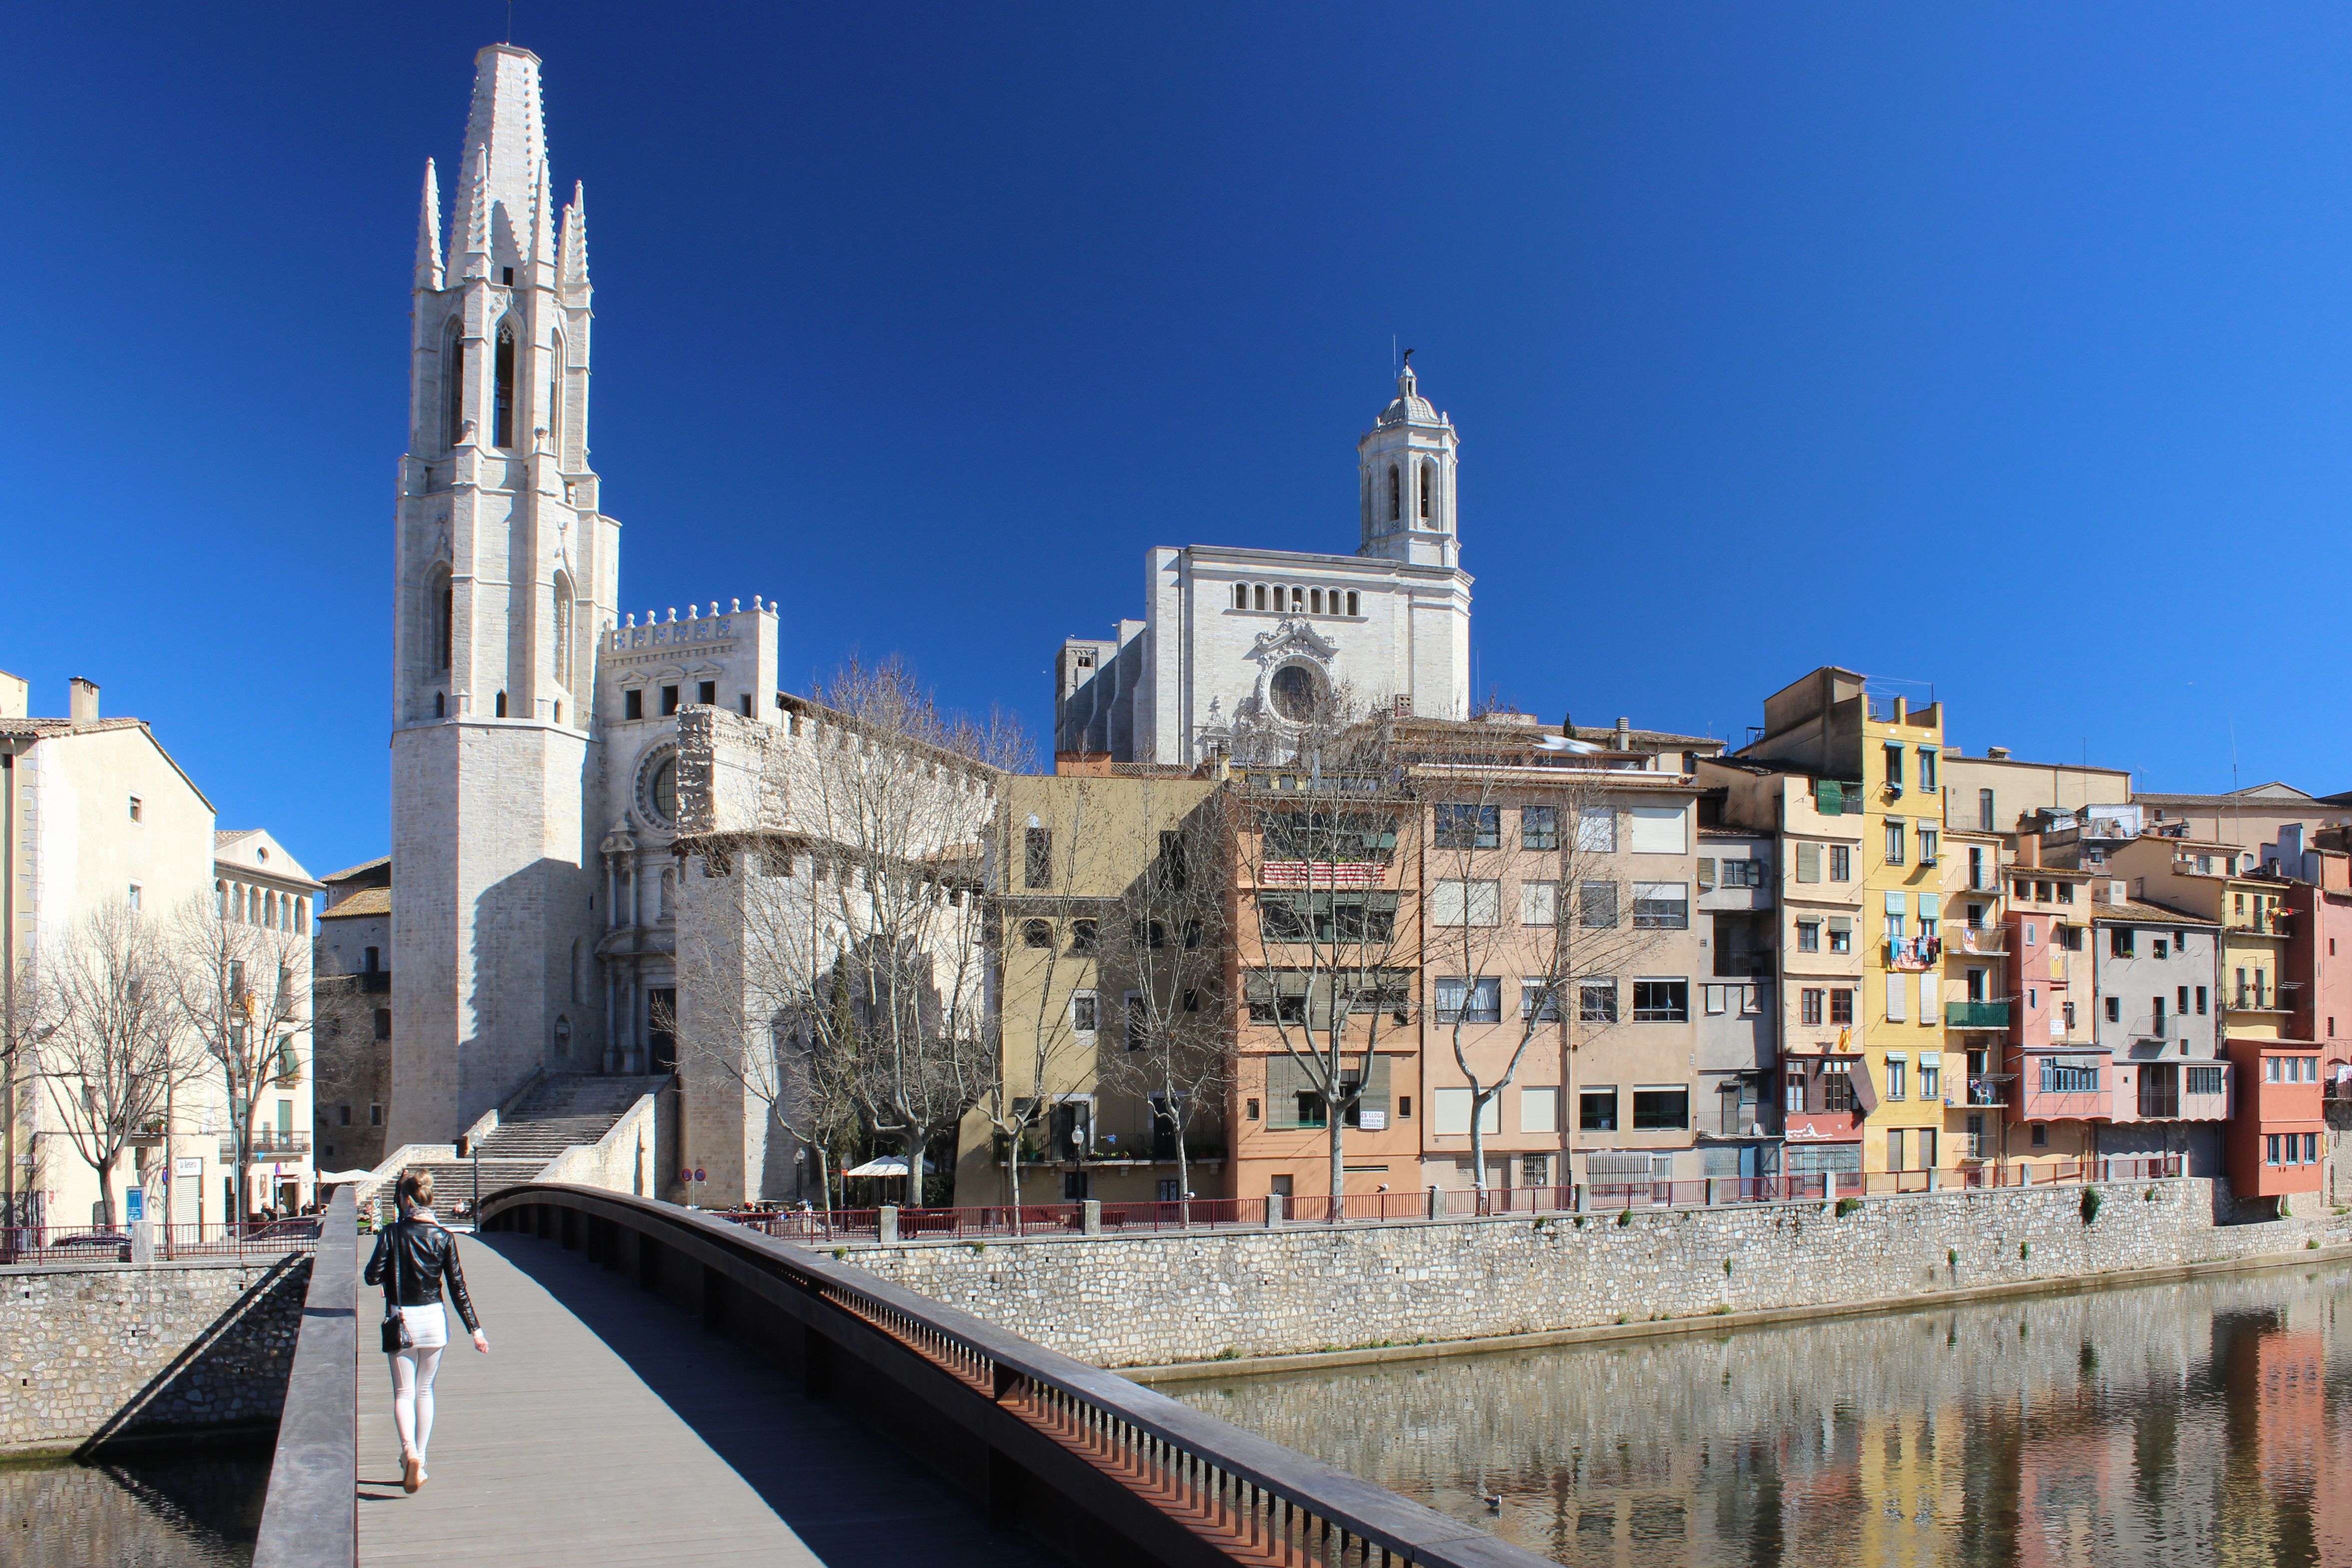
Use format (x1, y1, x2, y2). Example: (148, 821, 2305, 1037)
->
(364, 1171, 488, 1493)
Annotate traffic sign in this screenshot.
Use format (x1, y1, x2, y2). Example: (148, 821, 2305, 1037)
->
(694, 1168, 706, 1183)
(680, 1168, 693, 1184)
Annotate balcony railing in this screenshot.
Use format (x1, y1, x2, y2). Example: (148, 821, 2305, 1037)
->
(1965, 1076, 2009, 1107)
(1885, 936, 1941, 971)
(224, 1132, 312, 1160)
(1947, 1000, 2011, 1029)
(1954, 926, 2006, 955)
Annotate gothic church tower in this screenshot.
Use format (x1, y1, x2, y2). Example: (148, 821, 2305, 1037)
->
(390, 46, 616, 1146)
(1358, 358, 1461, 570)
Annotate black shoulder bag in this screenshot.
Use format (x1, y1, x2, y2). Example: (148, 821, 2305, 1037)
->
(379, 1218, 412, 1353)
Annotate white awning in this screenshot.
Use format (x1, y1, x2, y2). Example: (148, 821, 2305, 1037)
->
(843, 1157, 912, 1178)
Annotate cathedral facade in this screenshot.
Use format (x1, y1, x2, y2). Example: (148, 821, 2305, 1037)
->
(1054, 362, 1475, 764)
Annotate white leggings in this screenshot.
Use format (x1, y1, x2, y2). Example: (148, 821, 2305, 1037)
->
(388, 1316, 446, 1463)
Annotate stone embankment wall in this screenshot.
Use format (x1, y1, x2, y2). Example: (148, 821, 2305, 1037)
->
(0, 1254, 310, 1455)
(839, 1179, 2348, 1369)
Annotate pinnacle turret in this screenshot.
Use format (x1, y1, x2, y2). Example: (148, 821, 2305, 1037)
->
(529, 154, 556, 273)
(557, 180, 591, 298)
(415, 158, 444, 291)
(459, 143, 493, 278)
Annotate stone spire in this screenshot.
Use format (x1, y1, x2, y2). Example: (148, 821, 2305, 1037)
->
(414, 158, 444, 291)
(557, 180, 591, 299)
(456, 46, 546, 225)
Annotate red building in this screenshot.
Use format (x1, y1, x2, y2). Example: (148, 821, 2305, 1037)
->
(2223, 1038, 2325, 1204)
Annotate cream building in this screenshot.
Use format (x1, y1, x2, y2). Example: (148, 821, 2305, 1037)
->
(0, 673, 316, 1228)
(212, 829, 320, 1215)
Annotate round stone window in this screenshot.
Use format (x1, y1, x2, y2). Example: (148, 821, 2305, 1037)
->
(635, 747, 681, 829)
(1269, 664, 1318, 722)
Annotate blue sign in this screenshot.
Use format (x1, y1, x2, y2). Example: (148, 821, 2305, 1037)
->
(125, 1190, 143, 1223)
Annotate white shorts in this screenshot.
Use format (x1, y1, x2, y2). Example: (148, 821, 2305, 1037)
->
(396, 1302, 449, 1350)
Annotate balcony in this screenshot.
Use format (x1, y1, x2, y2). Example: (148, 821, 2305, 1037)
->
(1947, 1000, 2011, 1030)
(1953, 926, 2006, 955)
(2017, 1053, 2111, 1123)
(1955, 1132, 1992, 1161)
(222, 1132, 311, 1161)
(1884, 936, 1941, 971)
(1964, 1076, 2010, 1108)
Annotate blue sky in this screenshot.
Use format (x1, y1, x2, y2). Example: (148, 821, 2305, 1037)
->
(4, 4, 2351, 877)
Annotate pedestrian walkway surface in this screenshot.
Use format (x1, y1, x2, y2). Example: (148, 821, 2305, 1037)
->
(356, 1229, 1052, 1567)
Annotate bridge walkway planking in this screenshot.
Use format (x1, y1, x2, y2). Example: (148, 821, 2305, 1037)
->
(355, 1228, 1054, 1567)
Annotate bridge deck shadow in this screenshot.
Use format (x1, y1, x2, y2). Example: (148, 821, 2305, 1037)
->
(355, 1229, 1053, 1567)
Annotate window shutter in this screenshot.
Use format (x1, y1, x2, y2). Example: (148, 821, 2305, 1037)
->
(1817, 780, 1845, 814)
(1886, 972, 1907, 1021)
(1362, 1054, 1392, 1117)
(1797, 843, 1822, 882)
(1696, 857, 1717, 890)
(1919, 974, 1939, 1020)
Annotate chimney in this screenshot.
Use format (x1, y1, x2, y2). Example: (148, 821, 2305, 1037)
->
(2018, 830, 2042, 868)
(1613, 716, 1632, 751)
(1986, 746, 2011, 761)
(0, 669, 26, 721)
(68, 678, 99, 727)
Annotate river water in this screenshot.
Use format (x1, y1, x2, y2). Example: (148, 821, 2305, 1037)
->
(0, 1445, 269, 1566)
(1173, 1261, 2352, 1567)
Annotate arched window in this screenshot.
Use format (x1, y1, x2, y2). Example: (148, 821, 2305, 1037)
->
(1021, 919, 1053, 949)
(496, 690, 508, 718)
(1420, 464, 1432, 519)
(1347, 591, 1359, 616)
(493, 319, 517, 448)
(1310, 589, 1322, 615)
(435, 692, 446, 718)
(427, 565, 453, 672)
(443, 319, 466, 450)
(1234, 584, 1248, 611)
(1387, 464, 1400, 522)
(1254, 585, 1267, 611)
(551, 572, 575, 690)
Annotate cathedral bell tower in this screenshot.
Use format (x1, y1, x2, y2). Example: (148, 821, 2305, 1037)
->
(389, 45, 618, 1147)
(1357, 356, 1461, 570)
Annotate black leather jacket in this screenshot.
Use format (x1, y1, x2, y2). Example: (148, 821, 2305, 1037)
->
(364, 1217, 480, 1333)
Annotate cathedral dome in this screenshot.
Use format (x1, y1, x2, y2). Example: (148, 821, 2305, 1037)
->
(1375, 362, 1440, 427)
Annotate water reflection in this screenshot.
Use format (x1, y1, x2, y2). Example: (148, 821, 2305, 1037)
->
(1175, 1263, 2352, 1567)
(0, 1443, 269, 1567)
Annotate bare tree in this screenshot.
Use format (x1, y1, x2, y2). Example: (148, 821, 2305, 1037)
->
(1093, 785, 1234, 1221)
(169, 894, 311, 1222)
(1409, 726, 1662, 1197)
(1230, 688, 1419, 1205)
(677, 659, 1021, 1209)
(2, 945, 62, 1228)
(36, 902, 190, 1228)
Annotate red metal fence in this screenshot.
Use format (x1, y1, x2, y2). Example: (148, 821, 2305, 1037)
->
(715, 1153, 2185, 1246)
(0, 1217, 322, 1265)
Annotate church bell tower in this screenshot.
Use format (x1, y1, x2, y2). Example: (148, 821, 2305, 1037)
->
(389, 45, 618, 1146)
(1358, 357, 1461, 570)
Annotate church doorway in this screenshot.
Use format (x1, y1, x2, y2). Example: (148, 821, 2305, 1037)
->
(646, 987, 678, 1075)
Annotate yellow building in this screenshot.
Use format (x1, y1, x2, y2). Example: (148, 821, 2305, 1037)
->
(954, 767, 1222, 1207)
(1856, 693, 1949, 1176)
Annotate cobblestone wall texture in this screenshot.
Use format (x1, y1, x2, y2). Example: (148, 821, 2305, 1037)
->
(842, 1179, 2351, 1368)
(0, 1255, 310, 1453)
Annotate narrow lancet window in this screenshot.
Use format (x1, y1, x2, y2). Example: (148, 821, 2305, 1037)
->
(1420, 464, 1432, 519)
(494, 321, 517, 448)
(1387, 465, 1400, 522)
(444, 323, 467, 449)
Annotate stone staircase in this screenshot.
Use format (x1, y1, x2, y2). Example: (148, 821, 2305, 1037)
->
(371, 1075, 669, 1218)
